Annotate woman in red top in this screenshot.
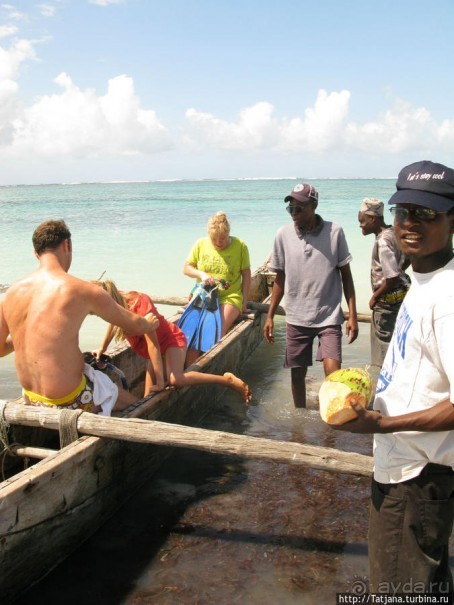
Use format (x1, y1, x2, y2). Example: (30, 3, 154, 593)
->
(93, 280, 251, 403)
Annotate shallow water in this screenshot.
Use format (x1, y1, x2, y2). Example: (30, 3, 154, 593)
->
(9, 320, 454, 605)
(13, 323, 375, 605)
(0, 176, 402, 403)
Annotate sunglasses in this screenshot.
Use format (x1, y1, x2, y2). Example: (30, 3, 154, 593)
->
(389, 207, 446, 222)
(286, 202, 312, 214)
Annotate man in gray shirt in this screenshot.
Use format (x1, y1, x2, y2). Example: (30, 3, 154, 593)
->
(358, 198, 410, 368)
(264, 184, 358, 408)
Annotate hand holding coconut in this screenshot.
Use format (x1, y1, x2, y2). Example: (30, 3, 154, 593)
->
(319, 368, 383, 432)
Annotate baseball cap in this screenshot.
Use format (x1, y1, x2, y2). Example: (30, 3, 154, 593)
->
(388, 160, 454, 211)
(284, 183, 319, 204)
(360, 198, 384, 216)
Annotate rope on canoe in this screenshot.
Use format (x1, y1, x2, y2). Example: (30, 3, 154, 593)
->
(59, 408, 84, 448)
(0, 400, 11, 451)
(0, 399, 15, 480)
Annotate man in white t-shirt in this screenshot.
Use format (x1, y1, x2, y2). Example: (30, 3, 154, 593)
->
(337, 161, 454, 597)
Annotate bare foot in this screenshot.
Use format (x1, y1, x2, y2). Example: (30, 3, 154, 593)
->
(147, 384, 166, 393)
(223, 372, 252, 404)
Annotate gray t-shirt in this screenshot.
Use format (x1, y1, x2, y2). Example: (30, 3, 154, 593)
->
(371, 227, 410, 292)
(269, 216, 352, 327)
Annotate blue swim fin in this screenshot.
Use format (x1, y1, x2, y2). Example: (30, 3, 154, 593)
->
(177, 289, 206, 350)
(193, 287, 222, 353)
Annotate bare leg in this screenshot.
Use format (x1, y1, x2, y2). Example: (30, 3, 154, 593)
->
(184, 348, 200, 368)
(144, 359, 158, 396)
(222, 372, 252, 403)
(219, 303, 241, 337)
(323, 357, 340, 377)
(166, 347, 252, 403)
(113, 386, 138, 410)
(290, 366, 307, 408)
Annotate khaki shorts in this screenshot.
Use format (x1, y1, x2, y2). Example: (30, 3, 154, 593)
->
(284, 323, 342, 368)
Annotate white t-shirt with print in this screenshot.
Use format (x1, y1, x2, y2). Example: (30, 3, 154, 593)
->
(373, 258, 454, 483)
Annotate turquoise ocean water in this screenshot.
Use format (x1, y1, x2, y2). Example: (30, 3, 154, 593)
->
(0, 177, 397, 399)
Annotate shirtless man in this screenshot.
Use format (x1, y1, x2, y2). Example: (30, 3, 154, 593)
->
(0, 220, 159, 415)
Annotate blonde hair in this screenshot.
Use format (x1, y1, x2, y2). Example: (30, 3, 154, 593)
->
(91, 279, 127, 341)
(207, 211, 230, 238)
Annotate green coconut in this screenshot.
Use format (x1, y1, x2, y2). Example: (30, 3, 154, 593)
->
(319, 368, 372, 425)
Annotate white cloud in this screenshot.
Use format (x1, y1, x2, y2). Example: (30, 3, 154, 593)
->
(184, 92, 454, 157)
(437, 118, 454, 151)
(0, 16, 453, 171)
(279, 89, 350, 152)
(0, 24, 18, 37)
(0, 38, 37, 80)
(0, 38, 37, 143)
(185, 90, 351, 153)
(185, 101, 278, 150)
(1, 4, 25, 20)
(345, 101, 437, 153)
(88, 0, 127, 6)
(7, 72, 172, 157)
(0, 19, 171, 159)
(0, 78, 19, 143)
(37, 4, 57, 17)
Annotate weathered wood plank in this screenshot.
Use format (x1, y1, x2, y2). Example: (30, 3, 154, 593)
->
(0, 281, 268, 604)
(3, 403, 373, 477)
(9, 444, 58, 459)
(150, 295, 287, 316)
(149, 297, 371, 323)
(149, 295, 188, 307)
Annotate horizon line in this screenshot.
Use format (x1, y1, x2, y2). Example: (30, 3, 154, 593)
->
(0, 175, 397, 188)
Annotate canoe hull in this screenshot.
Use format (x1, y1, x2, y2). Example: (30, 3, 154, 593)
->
(0, 281, 267, 603)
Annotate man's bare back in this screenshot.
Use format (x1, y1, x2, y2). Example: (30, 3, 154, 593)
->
(0, 220, 158, 409)
(3, 268, 102, 398)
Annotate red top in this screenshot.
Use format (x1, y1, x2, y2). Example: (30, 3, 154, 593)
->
(125, 292, 186, 358)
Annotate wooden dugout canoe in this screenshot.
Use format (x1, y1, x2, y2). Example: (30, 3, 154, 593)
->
(0, 265, 274, 604)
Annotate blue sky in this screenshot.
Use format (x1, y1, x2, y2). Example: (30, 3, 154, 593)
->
(1, 0, 453, 184)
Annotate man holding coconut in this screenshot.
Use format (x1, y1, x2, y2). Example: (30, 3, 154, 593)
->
(336, 161, 454, 598)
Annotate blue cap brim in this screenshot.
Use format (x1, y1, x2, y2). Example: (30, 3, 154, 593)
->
(388, 189, 454, 212)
